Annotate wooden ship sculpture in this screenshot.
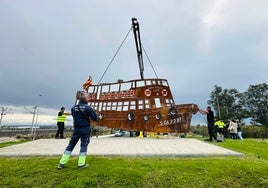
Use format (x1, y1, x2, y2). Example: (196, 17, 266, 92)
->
(76, 18, 199, 134)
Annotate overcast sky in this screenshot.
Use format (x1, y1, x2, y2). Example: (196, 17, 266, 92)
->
(0, 1, 267, 124)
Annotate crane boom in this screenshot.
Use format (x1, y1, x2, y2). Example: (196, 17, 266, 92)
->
(131, 18, 144, 80)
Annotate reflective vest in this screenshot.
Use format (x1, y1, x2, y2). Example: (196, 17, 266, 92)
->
(57, 113, 66, 122)
(215, 120, 225, 128)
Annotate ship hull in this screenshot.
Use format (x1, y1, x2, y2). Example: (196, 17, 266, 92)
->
(91, 103, 198, 133)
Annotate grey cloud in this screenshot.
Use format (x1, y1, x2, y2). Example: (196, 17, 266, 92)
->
(0, 1, 267, 125)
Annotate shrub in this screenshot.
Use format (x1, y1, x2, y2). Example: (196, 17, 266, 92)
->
(242, 125, 267, 138)
(190, 124, 268, 139)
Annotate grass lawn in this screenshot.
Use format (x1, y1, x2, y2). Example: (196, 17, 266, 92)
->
(0, 138, 267, 188)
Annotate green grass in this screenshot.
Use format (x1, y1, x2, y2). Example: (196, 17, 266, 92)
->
(0, 140, 26, 148)
(0, 139, 267, 188)
(214, 139, 268, 160)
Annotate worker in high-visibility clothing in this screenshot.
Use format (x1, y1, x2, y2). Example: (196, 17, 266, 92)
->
(55, 107, 71, 139)
(215, 120, 225, 134)
(58, 92, 99, 170)
(215, 119, 226, 142)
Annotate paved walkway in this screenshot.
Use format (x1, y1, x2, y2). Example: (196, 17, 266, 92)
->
(0, 135, 244, 157)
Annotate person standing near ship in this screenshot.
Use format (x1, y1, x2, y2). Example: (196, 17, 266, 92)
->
(55, 107, 71, 139)
(236, 119, 244, 140)
(199, 106, 217, 141)
(228, 119, 238, 140)
(58, 92, 99, 170)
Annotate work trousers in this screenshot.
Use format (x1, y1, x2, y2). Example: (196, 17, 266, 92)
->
(208, 122, 216, 141)
(55, 122, 65, 138)
(65, 126, 91, 154)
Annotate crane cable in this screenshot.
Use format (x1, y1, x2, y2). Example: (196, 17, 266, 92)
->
(97, 25, 158, 84)
(142, 44, 158, 78)
(98, 27, 132, 84)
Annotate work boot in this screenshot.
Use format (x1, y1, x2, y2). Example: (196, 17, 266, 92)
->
(57, 163, 65, 170)
(78, 164, 89, 170)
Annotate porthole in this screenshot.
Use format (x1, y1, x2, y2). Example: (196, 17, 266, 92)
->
(127, 112, 135, 121)
(98, 112, 104, 120)
(143, 114, 150, 121)
(155, 113, 162, 120)
(169, 106, 177, 116)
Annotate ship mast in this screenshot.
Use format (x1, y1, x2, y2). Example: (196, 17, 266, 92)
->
(132, 18, 144, 80)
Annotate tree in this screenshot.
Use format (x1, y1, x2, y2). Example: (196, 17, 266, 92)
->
(207, 85, 248, 123)
(242, 83, 268, 127)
